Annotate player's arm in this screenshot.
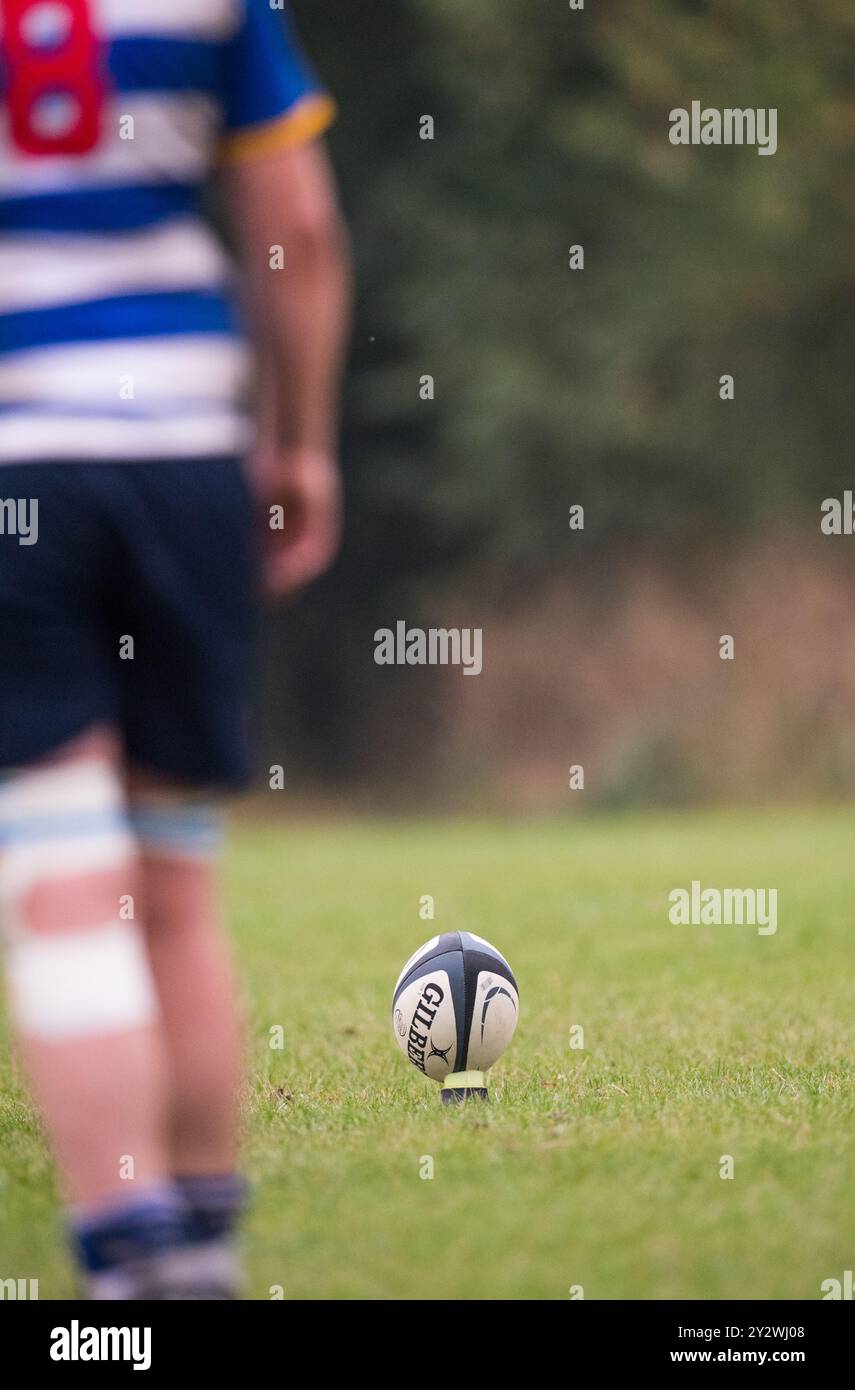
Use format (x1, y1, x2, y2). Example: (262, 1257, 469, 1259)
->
(222, 139, 352, 594)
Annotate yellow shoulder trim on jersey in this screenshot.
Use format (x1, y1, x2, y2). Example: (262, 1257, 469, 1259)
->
(219, 93, 337, 163)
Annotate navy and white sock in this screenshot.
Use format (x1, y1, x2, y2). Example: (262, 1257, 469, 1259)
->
(174, 1172, 247, 1244)
(72, 1176, 246, 1299)
(171, 1172, 247, 1297)
(72, 1185, 187, 1301)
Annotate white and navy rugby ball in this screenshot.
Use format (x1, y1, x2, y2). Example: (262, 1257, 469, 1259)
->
(392, 932, 519, 1082)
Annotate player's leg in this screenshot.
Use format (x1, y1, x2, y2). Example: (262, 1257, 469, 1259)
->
(0, 461, 249, 1299)
(0, 725, 187, 1297)
(131, 785, 240, 1172)
(128, 776, 246, 1273)
(115, 456, 258, 1292)
(0, 464, 192, 1298)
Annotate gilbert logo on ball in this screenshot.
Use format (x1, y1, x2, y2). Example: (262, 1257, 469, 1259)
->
(392, 932, 519, 1103)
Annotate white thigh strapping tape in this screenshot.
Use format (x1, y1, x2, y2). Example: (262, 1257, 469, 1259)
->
(5, 920, 158, 1039)
(0, 756, 135, 932)
(0, 755, 126, 822)
(0, 756, 158, 1038)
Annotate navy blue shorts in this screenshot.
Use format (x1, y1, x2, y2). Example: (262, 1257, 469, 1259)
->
(0, 458, 257, 788)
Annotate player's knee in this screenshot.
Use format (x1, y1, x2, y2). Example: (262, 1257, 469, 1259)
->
(0, 752, 157, 1040)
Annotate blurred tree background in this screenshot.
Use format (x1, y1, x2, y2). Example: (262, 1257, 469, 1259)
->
(258, 0, 855, 809)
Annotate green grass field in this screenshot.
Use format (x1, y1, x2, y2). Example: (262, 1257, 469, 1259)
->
(2, 807, 854, 1299)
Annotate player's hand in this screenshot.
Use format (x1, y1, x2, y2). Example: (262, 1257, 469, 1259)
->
(257, 447, 343, 596)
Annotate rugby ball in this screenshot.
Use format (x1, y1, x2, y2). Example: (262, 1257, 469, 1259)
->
(392, 932, 518, 1100)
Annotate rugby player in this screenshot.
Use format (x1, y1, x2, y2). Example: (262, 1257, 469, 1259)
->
(0, 0, 351, 1299)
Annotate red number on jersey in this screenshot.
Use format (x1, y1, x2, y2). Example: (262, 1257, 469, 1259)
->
(2, 0, 105, 156)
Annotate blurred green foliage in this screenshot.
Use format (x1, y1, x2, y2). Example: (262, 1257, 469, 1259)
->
(308, 0, 855, 548)
(268, 0, 855, 788)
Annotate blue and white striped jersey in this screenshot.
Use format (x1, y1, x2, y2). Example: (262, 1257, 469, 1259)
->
(0, 0, 335, 462)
